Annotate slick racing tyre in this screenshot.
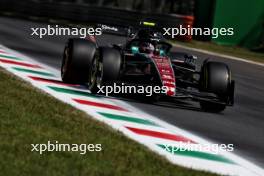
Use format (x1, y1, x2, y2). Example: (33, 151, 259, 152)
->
(89, 47, 122, 94)
(200, 61, 231, 112)
(61, 38, 96, 84)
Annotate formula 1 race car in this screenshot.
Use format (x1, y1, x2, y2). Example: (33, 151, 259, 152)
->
(61, 23, 235, 112)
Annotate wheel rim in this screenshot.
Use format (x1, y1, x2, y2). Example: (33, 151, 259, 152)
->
(62, 47, 69, 78)
(96, 62, 103, 87)
(89, 55, 104, 92)
(89, 58, 98, 87)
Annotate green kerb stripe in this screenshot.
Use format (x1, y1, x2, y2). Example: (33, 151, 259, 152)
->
(99, 112, 159, 126)
(12, 67, 55, 77)
(158, 144, 235, 164)
(48, 86, 96, 98)
(0, 54, 22, 60)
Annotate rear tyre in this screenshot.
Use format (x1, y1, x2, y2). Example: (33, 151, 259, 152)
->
(89, 47, 122, 94)
(199, 61, 231, 112)
(61, 38, 96, 84)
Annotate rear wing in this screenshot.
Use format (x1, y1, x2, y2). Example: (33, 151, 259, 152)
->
(97, 20, 161, 37)
(97, 24, 129, 36)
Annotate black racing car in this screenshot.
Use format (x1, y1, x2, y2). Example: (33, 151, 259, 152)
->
(61, 24, 235, 112)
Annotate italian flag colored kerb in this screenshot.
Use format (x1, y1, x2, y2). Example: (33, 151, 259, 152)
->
(0, 46, 262, 176)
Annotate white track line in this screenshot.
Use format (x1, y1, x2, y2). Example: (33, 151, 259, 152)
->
(172, 43, 264, 67)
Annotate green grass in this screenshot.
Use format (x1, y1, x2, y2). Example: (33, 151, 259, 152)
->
(173, 40, 264, 63)
(0, 68, 217, 176)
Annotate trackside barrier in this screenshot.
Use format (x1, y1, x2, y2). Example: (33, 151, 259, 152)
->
(0, 0, 194, 41)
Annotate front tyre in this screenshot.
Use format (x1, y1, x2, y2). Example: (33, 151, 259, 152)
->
(89, 47, 122, 94)
(61, 38, 96, 84)
(199, 61, 232, 112)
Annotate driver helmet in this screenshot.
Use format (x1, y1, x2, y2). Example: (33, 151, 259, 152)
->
(139, 42, 154, 54)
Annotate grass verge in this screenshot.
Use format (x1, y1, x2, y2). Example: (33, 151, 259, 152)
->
(0, 68, 217, 176)
(173, 40, 264, 63)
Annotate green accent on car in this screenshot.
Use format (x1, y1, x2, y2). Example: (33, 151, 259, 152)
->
(159, 49, 165, 56)
(131, 46, 139, 54)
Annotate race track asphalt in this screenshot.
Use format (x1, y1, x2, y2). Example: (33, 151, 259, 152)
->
(0, 16, 263, 168)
